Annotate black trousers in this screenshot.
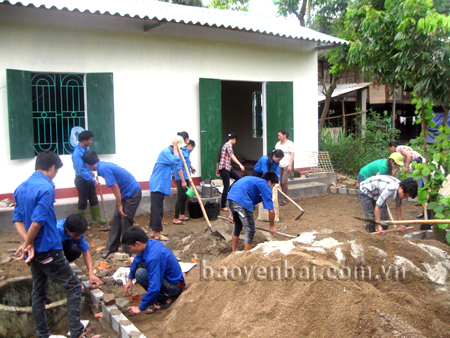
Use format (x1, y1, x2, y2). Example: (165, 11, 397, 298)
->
(106, 189, 142, 254)
(74, 176, 98, 210)
(219, 168, 242, 208)
(150, 191, 165, 232)
(62, 240, 82, 262)
(175, 180, 190, 218)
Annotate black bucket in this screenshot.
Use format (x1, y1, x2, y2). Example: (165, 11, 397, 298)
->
(188, 201, 203, 219)
(204, 202, 220, 221)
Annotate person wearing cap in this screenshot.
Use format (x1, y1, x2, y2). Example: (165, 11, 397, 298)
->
(388, 140, 425, 174)
(123, 226, 185, 315)
(82, 151, 142, 259)
(358, 176, 418, 234)
(357, 153, 404, 184)
(172, 140, 196, 225)
(252, 149, 284, 181)
(149, 137, 186, 241)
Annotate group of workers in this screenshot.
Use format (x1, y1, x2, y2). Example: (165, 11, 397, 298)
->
(13, 126, 427, 335)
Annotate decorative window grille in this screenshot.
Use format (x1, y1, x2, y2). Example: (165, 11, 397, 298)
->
(32, 73, 86, 155)
(252, 91, 263, 138)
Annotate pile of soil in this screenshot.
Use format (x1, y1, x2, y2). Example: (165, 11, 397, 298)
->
(154, 231, 450, 338)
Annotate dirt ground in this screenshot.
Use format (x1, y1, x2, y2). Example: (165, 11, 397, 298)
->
(1, 192, 449, 337)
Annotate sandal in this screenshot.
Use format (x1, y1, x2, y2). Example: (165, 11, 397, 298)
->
(280, 201, 288, 206)
(221, 207, 229, 211)
(155, 235, 169, 241)
(173, 221, 185, 225)
(179, 217, 192, 221)
(150, 232, 167, 239)
(144, 306, 159, 314)
(156, 301, 173, 309)
(100, 250, 112, 259)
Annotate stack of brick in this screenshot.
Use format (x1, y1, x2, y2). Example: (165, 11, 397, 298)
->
(114, 253, 131, 267)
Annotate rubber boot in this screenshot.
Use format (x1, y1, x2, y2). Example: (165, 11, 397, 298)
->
(77, 209, 85, 217)
(90, 205, 106, 225)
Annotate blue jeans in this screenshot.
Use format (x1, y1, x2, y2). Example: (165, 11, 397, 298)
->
(135, 262, 183, 304)
(228, 199, 255, 244)
(30, 249, 84, 338)
(357, 174, 366, 184)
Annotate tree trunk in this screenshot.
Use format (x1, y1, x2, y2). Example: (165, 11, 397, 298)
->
(318, 77, 337, 132)
(392, 86, 396, 131)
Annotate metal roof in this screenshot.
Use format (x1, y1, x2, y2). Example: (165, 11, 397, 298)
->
(2, 0, 347, 45)
(318, 83, 371, 102)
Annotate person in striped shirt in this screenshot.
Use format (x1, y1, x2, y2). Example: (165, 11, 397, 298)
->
(358, 176, 418, 234)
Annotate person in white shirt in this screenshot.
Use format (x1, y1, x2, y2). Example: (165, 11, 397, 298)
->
(275, 130, 295, 206)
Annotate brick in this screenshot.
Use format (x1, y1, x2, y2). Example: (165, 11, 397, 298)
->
(329, 187, 338, 194)
(114, 253, 129, 260)
(115, 297, 130, 309)
(338, 188, 348, 195)
(110, 310, 128, 333)
(90, 289, 104, 309)
(103, 293, 116, 306)
(102, 303, 116, 324)
(114, 260, 131, 267)
(348, 189, 358, 195)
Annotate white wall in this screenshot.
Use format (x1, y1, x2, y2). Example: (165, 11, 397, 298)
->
(0, 18, 318, 195)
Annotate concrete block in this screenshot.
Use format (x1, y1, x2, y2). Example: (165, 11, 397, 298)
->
(424, 230, 433, 238)
(348, 189, 358, 195)
(110, 309, 128, 333)
(114, 260, 131, 267)
(115, 297, 130, 310)
(338, 188, 347, 195)
(329, 187, 338, 194)
(103, 293, 116, 306)
(404, 231, 425, 240)
(90, 289, 104, 309)
(102, 303, 116, 324)
(129, 331, 146, 338)
(114, 253, 129, 260)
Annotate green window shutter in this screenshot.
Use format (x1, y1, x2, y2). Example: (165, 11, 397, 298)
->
(266, 81, 294, 154)
(199, 78, 222, 179)
(7, 69, 34, 160)
(86, 73, 115, 154)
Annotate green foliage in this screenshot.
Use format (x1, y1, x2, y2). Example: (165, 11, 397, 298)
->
(159, 0, 204, 6)
(208, 0, 249, 11)
(319, 110, 399, 177)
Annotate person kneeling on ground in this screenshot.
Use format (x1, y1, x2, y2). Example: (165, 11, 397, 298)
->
(358, 176, 418, 235)
(228, 171, 279, 251)
(123, 227, 185, 315)
(58, 213, 102, 288)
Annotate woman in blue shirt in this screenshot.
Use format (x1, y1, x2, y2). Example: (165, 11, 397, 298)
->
(252, 149, 284, 180)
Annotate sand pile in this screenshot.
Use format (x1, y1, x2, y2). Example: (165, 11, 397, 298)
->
(162, 231, 450, 338)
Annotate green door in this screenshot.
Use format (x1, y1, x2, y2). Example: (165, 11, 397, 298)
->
(265, 82, 294, 153)
(199, 78, 222, 179)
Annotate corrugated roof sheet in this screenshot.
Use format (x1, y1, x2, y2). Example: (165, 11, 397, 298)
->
(318, 83, 371, 102)
(2, 0, 347, 45)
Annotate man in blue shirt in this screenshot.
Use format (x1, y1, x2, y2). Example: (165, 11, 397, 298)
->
(83, 151, 142, 259)
(13, 151, 85, 338)
(71, 130, 105, 224)
(149, 139, 186, 241)
(228, 172, 279, 251)
(58, 214, 102, 287)
(123, 227, 185, 315)
(172, 140, 196, 225)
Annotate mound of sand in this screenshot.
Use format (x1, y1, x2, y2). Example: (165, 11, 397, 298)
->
(163, 231, 450, 337)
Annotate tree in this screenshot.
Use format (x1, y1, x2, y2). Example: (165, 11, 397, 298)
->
(208, 0, 250, 11)
(158, 0, 204, 7)
(275, 0, 308, 27)
(348, 0, 450, 242)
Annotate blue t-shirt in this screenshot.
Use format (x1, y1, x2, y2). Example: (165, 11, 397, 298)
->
(12, 171, 62, 252)
(128, 240, 185, 311)
(173, 147, 191, 180)
(150, 146, 183, 195)
(57, 219, 90, 252)
(72, 144, 95, 182)
(97, 161, 141, 199)
(253, 155, 281, 180)
(227, 176, 274, 212)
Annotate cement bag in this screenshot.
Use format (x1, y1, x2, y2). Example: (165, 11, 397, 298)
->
(257, 186, 279, 222)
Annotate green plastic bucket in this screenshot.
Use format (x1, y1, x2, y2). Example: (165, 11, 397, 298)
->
(186, 187, 195, 198)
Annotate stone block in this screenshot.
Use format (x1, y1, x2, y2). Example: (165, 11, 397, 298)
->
(103, 293, 116, 306)
(348, 189, 358, 195)
(338, 188, 348, 195)
(329, 187, 338, 194)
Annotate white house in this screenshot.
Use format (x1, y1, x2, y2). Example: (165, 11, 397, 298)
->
(0, 0, 345, 200)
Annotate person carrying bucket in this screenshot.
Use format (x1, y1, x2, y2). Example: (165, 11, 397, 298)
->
(172, 140, 196, 225)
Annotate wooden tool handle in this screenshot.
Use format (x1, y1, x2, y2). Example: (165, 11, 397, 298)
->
(370, 226, 414, 235)
(175, 144, 212, 229)
(277, 188, 304, 212)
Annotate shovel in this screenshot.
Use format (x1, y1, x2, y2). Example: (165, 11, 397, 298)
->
(370, 226, 414, 235)
(354, 216, 450, 226)
(277, 188, 305, 219)
(175, 144, 226, 240)
(96, 176, 110, 231)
